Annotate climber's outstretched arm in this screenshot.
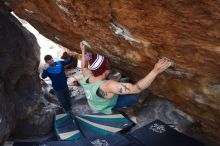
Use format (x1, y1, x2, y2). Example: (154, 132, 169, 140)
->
(100, 58, 172, 98)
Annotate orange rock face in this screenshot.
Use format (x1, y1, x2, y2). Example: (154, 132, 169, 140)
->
(4, 0, 220, 138)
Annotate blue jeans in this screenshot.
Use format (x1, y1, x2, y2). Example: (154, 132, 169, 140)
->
(113, 94, 140, 109)
(55, 87, 71, 112)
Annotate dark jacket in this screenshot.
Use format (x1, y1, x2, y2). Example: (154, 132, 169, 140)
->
(41, 56, 73, 91)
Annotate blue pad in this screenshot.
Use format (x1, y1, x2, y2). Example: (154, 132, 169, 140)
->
(55, 111, 81, 141)
(89, 133, 138, 146)
(13, 139, 92, 146)
(75, 112, 134, 138)
(130, 120, 205, 146)
(13, 136, 137, 146)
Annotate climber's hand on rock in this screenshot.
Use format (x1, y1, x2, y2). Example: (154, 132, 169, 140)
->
(153, 58, 172, 74)
(80, 41, 86, 51)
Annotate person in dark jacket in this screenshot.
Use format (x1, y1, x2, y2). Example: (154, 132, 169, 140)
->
(41, 54, 73, 112)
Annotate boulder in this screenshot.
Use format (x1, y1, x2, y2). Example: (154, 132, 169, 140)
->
(0, 4, 53, 145)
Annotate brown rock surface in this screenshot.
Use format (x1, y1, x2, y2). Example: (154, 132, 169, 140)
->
(2, 0, 220, 140)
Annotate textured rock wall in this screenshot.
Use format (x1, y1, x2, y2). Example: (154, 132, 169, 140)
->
(0, 4, 53, 144)
(3, 0, 220, 139)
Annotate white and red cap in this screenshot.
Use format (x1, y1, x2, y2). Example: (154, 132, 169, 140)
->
(85, 52, 110, 76)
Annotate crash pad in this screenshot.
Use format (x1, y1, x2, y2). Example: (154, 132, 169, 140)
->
(75, 112, 134, 138)
(129, 119, 205, 146)
(13, 139, 91, 146)
(55, 111, 81, 141)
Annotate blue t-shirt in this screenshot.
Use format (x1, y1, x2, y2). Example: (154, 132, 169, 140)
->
(41, 56, 73, 91)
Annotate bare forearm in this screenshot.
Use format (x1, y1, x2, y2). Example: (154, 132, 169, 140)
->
(116, 69, 159, 94)
(106, 58, 171, 95)
(81, 50, 86, 68)
(106, 69, 159, 95)
(135, 69, 159, 91)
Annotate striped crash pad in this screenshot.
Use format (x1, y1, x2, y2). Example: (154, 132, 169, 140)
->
(129, 119, 205, 146)
(55, 111, 81, 141)
(75, 112, 134, 139)
(13, 139, 92, 146)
